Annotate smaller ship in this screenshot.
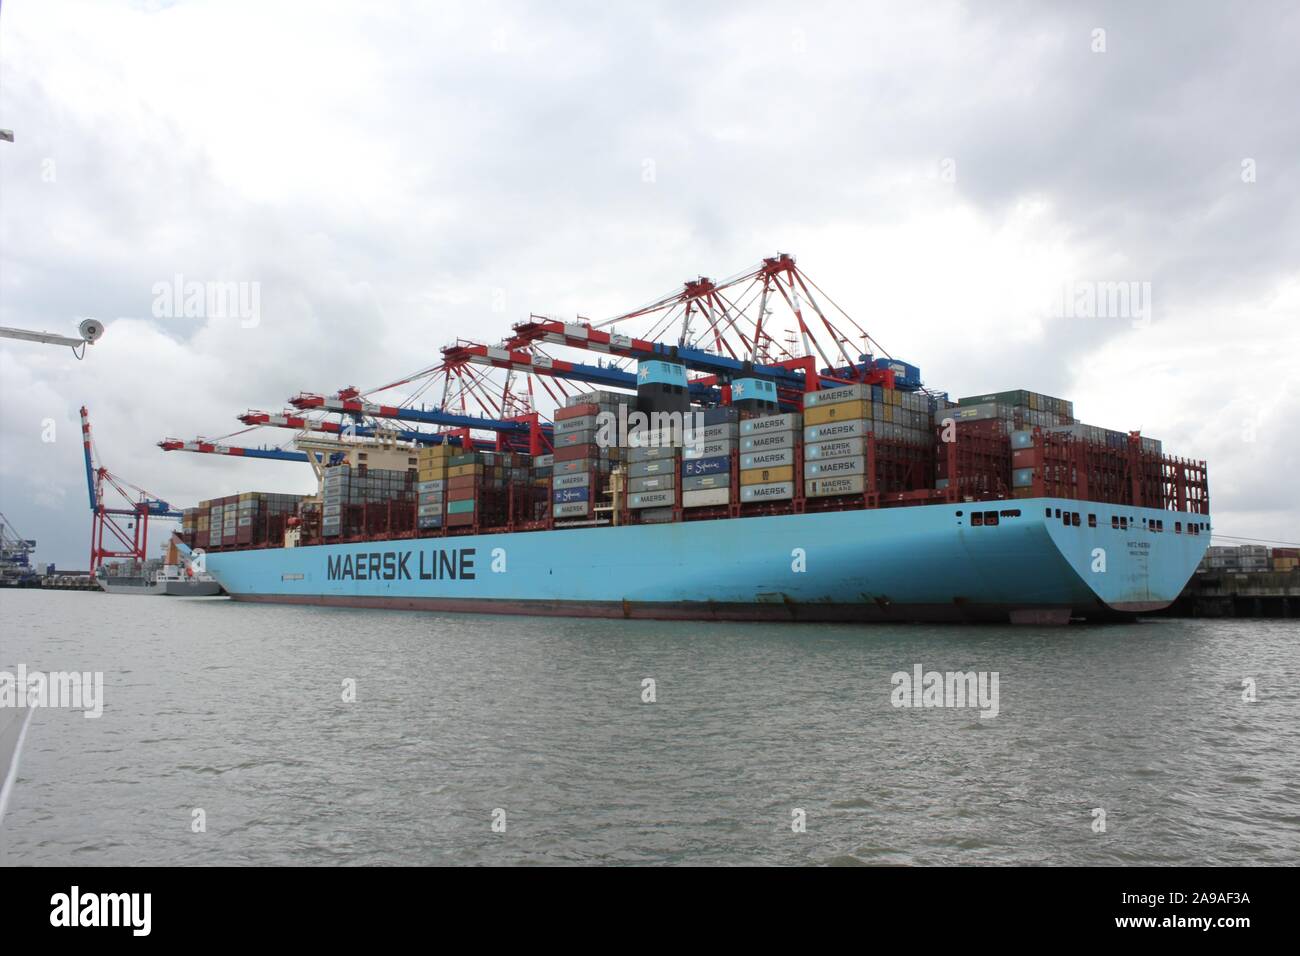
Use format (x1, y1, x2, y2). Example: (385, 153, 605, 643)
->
(97, 539, 223, 597)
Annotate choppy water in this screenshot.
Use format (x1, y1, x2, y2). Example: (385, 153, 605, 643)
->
(0, 588, 1297, 866)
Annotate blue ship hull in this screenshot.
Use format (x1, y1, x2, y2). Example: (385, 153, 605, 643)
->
(193, 498, 1209, 623)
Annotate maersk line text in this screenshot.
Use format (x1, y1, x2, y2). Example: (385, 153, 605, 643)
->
(327, 547, 477, 581)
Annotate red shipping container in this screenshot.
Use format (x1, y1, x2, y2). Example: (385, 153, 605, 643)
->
(446, 512, 475, 527)
(556, 403, 600, 421)
(1012, 448, 1040, 468)
(447, 475, 479, 492)
(555, 442, 601, 462)
(448, 486, 476, 501)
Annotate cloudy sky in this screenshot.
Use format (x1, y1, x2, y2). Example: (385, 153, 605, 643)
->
(1, 0, 1297, 568)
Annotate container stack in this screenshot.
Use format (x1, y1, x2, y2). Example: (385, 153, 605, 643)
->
(416, 443, 452, 532)
(1273, 548, 1299, 572)
(681, 406, 739, 509)
(322, 466, 345, 537)
(803, 385, 870, 499)
(446, 451, 518, 529)
(950, 390, 1075, 430)
(321, 465, 416, 537)
(627, 428, 680, 517)
(739, 412, 800, 504)
(553, 392, 630, 521)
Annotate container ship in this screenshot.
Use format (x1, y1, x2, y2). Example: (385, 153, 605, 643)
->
(163, 254, 1210, 625)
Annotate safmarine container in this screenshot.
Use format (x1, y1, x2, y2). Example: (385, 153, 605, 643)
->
(681, 455, 730, 477)
(552, 486, 590, 505)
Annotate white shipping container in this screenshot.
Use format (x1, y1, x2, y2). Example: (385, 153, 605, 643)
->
(682, 488, 731, 508)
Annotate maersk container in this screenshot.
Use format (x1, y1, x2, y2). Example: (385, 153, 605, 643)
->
(740, 448, 793, 469)
(740, 465, 794, 485)
(630, 490, 675, 509)
(1011, 430, 1034, 449)
(804, 419, 870, 443)
(682, 488, 730, 508)
(681, 455, 730, 477)
(417, 503, 443, 517)
(741, 431, 794, 452)
(554, 415, 599, 435)
(554, 501, 591, 518)
(682, 473, 730, 492)
(417, 479, 446, 493)
(805, 457, 866, 478)
(740, 481, 794, 502)
(805, 437, 865, 460)
(688, 422, 739, 442)
(804, 400, 870, 426)
(638, 506, 675, 523)
(553, 487, 590, 504)
(682, 439, 733, 460)
(555, 429, 597, 447)
(553, 472, 591, 489)
(740, 413, 801, 435)
(629, 474, 674, 494)
(806, 475, 866, 497)
(629, 458, 676, 479)
(1013, 467, 1035, 488)
(803, 383, 870, 407)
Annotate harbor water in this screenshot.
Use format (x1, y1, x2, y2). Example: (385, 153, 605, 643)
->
(1, 589, 1297, 866)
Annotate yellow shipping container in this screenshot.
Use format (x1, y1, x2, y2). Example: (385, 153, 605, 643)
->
(419, 445, 454, 460)
(804, 400, 871, 426)
(740, 465, 794, 485)
(448, 463, 485, 479)
(1274, 557, 1299, 571)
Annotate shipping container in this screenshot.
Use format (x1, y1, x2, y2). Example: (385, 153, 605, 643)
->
(740, 482, 794, 502)
(803, 400, 870, 426)
(682, 488, 731, 508)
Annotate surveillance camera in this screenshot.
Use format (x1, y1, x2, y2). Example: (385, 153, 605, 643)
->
(78, 319, 105, 343)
